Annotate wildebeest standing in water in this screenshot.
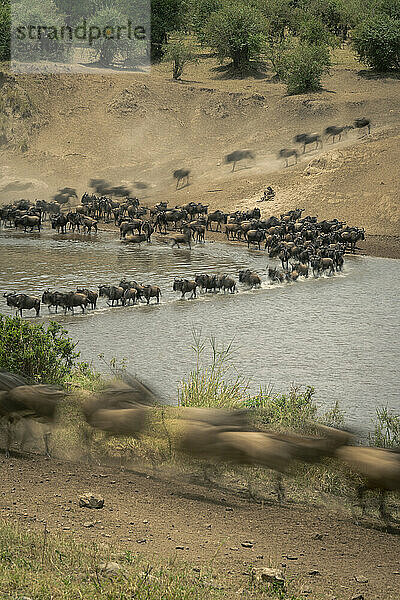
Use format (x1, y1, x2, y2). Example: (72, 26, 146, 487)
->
(225, 150, 255, 172)
(173, 169, 190, 189)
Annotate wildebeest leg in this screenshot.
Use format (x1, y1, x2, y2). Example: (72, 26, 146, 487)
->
(232, 161, 236, 172)
(81, 304, 85, 313)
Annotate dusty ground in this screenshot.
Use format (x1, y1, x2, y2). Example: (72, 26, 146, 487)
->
(0, 48, 399, 257)
(1, 452, 400, 600)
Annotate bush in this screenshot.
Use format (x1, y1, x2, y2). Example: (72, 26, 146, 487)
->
(162, 33, 197, 78)
(352, 14, 400, 71)
(151, 0, 184, 61)
(0, 314, 79, 384)
(204, 3, 267, 70)
(273, 40, 331, 94)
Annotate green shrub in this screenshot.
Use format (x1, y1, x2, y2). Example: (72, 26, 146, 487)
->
(273, 40, 331, 94)
(204, 3, 267, 70)
(162, 33, 198, 78)
(352, 14, 400, 71)
(0, 314, 79, 384)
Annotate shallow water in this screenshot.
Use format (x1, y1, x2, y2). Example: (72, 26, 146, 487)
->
(1, 227, 399, 432)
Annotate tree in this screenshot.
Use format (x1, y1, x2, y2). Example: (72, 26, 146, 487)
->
(204, 3, 267, 70)
(297, 15, 338, 47)
(273, 39, 331, 94)
(86, 6, 132, 66)
(352, 14, 400, 71)
(162, 33, 197, 79)
(186, 0, 222, 43)
(151, 0, 183, 61)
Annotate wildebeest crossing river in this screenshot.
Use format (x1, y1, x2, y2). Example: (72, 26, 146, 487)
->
(0, 228, 399, 433)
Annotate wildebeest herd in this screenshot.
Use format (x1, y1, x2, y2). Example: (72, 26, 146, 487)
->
(0, 370, 398, 522)
(278, 117, 372, 167)
(2, 200, 365, 316)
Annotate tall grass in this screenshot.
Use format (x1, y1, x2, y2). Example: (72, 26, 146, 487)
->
(369, 407, 400, 448)
(178, 330, 249, 408)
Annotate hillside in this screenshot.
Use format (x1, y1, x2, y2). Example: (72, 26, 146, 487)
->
(0, 50, 399, 246)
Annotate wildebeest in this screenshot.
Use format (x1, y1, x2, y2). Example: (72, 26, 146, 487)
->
(82, 373, 157, 440)
(207, 210, 227, 232)
(81, 217, 98, 234)
(246, 229, 265, 250)
(239, 270, 262, 288)
(0, 371, 65, 457)
(122, 288, 138, 305)
(225, 150, 254, 172)
(335, 445, 400, 521)
(173, 279, 197, 299)
(324, 125, 353, 143)
(173, 169, 190, 189)
(279, 148, 298, 167)
(141, 285, 161, 304)
(4, 292, 40, 317)
(76, 288, 98, 309)
(354, 117, 371, 136)
(98, 285, 124, 306)
(15, 214, 41, 233)
(51, 214, 68, 234)
(42, 290, 65, 313)
(171, 227, 192, 249)
(61, 292, 88, 314)
(295, 133, 323, 153)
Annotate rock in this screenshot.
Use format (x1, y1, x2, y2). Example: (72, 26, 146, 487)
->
(136, 539, 147, 544)
(241, 541, 254, 548)
(355, 576, 368, 583)
(175, 545, 184, 550)
(230, 547, 239, 551)
(252, 567, 285, 587)
(79, 493, 104, 509)
(351, 595, 364, 600)
(99, 561, 122, 578)
(313, 533, 323, 540)
(83, 521, 96, 528)
(308, 570, 321, 576)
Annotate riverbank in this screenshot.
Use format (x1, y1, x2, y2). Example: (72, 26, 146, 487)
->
(1, 453, 399, 600)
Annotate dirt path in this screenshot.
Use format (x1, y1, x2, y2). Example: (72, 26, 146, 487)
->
(1, 453, 399, 599)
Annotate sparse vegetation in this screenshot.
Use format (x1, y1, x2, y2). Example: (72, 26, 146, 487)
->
(0, 519, 225, 600)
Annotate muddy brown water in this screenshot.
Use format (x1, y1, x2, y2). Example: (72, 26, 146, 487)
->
(0, 227, 399, 433)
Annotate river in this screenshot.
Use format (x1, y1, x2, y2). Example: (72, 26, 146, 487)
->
(1, 227, 399, 432)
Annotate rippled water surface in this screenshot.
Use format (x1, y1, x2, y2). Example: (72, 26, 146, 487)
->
(1, 227, 399, 431)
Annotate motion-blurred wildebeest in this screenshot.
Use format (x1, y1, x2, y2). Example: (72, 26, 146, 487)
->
(173, 279, 197, 299)
(324, 125, 353, 143)
(279, 148, 298, 167)
(225, 150, 255, 172)
(53, 187, 78, 205)
(173, 169, 190, 189)
(0, 371, 65, 457)
(294, 133, 323, 153)
(354, 117, 371, 136)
